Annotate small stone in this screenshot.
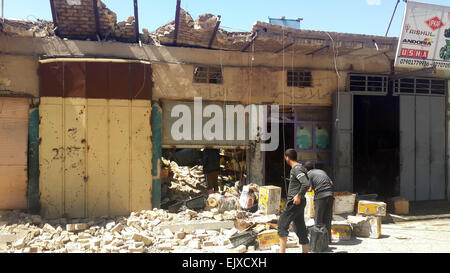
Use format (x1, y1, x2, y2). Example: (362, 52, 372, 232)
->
(203, 241, 215, 247)
(157, 243, 173, 251)
(43, 224, 56, 234)
(188, 240, 201, 249)
(234, 245, 247, 253)
(175, 231, 186, 240)
(163, 229, 174, 238)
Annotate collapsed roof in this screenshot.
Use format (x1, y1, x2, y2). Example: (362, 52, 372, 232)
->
(0, 0, 399, 57)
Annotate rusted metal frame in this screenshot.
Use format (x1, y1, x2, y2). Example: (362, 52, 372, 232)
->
(92, 0, 102, 40)
(241, 32, 258, 52)
(208, 15, 221, 49)
(173, 0, 181, 45)
(49, 0, 60, 37)
(134, 0, 140, 43)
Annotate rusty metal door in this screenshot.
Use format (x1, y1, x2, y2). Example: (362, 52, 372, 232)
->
(0, 97, 29, 210)
(39, 61, 153, 219)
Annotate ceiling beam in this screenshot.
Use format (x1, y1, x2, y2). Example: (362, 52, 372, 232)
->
(208, 16, 221, 49)
(173, 0, 181, 45)
(134, 0, 140, 43)
(274, 42, 294, 54)
(305, 45, 329, 56)
(92, 0, 102, 40)
(241, 32, 258, 52)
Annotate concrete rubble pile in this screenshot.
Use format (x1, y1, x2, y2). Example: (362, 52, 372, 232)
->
(162, 157, 209, 201)
(155, 8, 250, 50)
(0, 202, 299, 253)
(0, 19, 55, 38)
(161, 157, 240, 202)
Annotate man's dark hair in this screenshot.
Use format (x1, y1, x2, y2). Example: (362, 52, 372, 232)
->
(284, 149, 297, 161)
(304, 161, 314, 171)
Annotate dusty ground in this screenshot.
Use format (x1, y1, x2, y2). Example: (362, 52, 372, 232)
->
(1, 208, 449, 253)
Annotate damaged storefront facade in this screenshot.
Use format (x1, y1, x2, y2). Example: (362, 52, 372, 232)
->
(0, 0, 449, 220)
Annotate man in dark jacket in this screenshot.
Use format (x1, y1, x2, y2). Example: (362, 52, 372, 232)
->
(304, 161, 334, 243)
(277, 149, 310, 253)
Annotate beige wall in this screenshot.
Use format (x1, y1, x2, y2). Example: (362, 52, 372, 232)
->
(0, 55, 39, 97)
(153, 63, 349, 106)
(0, 35, 406, 105)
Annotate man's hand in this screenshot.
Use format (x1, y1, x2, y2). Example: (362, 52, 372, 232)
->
(293, 194, 301, 205)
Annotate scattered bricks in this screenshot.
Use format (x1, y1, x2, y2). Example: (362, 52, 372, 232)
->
(132, 234, 153, 246)
(66, 223, 87, 232)
(206, 230, 219, 236)
(0, 234, 16, 244)
(157, 243, 173, 251)
(202, 211, 214, 219)
(129, 246, 146, 253)
(236, 211, 247, 219)
(210, 208, 219, 215)
(176, 231, 186, 240)
(110, 223, 123, 233)
(186, 210, 198, 217)
(78, 233, 92, 240)
(233, 245, 247, 253)
(203, 240, 215, 247)
(42, 224, 56, 234)
(224, 228, 239, 238)
(163, 229, 174, 238)
(195, 229, 206, 235)
(105, 222, 115, 230)
(69, 235, 78, 242)
(188, 240, 201, 249)
(23, 247, 38, 253)
(179, 239, 190, 246)
(165, 239, 180, 246)
(214, 215, 224, 221)
(12, 238, 25, 249)
(91, 239, 101, 248)
(111, 239, 124, 247)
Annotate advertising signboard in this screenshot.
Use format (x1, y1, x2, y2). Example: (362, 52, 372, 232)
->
(395, 1, 450, 70)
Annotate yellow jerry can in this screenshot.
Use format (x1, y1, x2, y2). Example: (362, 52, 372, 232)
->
(258, 186, 281, 215)
(357, 201, 387, 217)
(331, 223, 352, 241)
(257, 230, 280, 250)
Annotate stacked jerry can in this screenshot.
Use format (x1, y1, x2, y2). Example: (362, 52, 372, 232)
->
(350, 201, 387, 239)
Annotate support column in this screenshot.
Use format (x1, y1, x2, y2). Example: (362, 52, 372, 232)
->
(151, 103, 162, 209)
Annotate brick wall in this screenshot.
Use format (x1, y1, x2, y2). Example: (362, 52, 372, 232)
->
(53, 0, 136, 42)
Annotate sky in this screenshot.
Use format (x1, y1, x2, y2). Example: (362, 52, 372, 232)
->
(2, 0, 449, 37)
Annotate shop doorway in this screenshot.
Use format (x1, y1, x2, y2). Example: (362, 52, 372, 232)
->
(353, 95, 400, 199)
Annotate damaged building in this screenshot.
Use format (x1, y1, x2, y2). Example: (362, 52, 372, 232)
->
(0, 0, 449, 221)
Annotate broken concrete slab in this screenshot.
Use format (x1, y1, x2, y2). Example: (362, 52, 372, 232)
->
(159, 220, 235, 233)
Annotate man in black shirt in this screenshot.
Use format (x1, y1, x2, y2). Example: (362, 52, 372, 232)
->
(277, 149, 310, 253)
(304, 161, 334, 243)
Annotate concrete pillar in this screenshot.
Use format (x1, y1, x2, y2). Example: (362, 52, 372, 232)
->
(246, 141, 264, 186)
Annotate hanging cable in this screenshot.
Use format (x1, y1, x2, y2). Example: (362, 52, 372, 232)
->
(324, 32, 341, 128)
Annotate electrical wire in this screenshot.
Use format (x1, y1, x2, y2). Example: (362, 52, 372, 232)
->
(324, 32, 341, 129)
